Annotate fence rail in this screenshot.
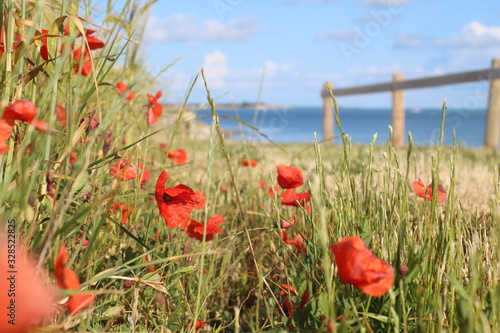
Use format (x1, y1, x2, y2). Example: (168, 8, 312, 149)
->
(321, 58, 500, 149)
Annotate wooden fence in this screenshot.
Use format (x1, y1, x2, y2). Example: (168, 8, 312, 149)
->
(321, 58, 500, 148)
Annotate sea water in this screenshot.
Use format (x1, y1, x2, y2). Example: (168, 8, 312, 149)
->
(197, 107, 486, 147)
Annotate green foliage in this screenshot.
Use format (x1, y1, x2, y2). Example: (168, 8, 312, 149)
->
(0, 1, 499, 332)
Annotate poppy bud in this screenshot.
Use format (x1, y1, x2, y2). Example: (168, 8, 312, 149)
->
(103, 129, 112, 156)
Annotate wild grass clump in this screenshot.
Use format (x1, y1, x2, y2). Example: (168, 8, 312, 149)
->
(0, 1, 499, 332)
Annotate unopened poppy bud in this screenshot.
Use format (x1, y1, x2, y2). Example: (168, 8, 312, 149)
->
(398, 264, 409, 279)
(46, 169, 54, 197)
(103, 129, 112, 156)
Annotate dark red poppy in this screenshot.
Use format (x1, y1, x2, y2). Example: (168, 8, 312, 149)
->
(147, 91, 163, 127)
(40, 29, 50, 61)
(155, 171, 196, 228)
(241, 158, 258, 167)
(193, 190, 206, 210)
(54, 243, 94, 315)
(116, 82, 135, 100)
(167, 148, 187, 165)
(330, 235, 394, 297)
(186, 214, 224, 241)
(277, 165, 304, 189)
(412, 178, 447, 203)
(109, 159, 137, 181)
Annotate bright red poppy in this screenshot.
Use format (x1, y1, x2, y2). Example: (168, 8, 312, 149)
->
(69, 150, 77, 164)
(54, 243, 94, 315)
(241, 158, 258, 167)
(147, 91, 163, 127)
(277, 165, 304, 189)
(193, 190, 206, 210)
(73, 47, 92, 76)
(155, 171, 196, 228)
(167, 148, 187, 165)
(412, 178, 447, 203)
(186, 320, 207, 332)
(280, 284, 297, 296)
(0, 100, 49, 155)
(0, 233, 56, 333)
(109, 202, 133, 224)
(330, 235, 394, 297)
(116, 82, 135, 100)
(110, 159, 137, 181)
(186, 214, 224, 241)
(281, 189, 310, 207)
(281, 230, 307, 254)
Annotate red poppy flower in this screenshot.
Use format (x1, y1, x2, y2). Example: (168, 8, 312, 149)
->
(69, 150, 77, 164)
(260, 180, 280, 197)
(193, 190, 206, 210)
(241, 158, 258, 167)
(186, 214, 224, 241)
(0, 233, 57, 333)
(167, 148, 187, 165)
(77, 238, 89, 246)
(186, 321, 207, 332)
(282, 296, 296, 318)
(64, 23, 105, 50)
(116, 82, 135, 100)
(0, 100, 48, 155)
(277, 165, 304, 189)
(110, 159, 137, 181)
(73, 47, 92, 76)
(280, 284, 297, 296)
(109, 202, 133, 224)
(155, 171, 196, 228)
(412, 178, 447, 203)
(279, 217, 296, 229)
(147, 91, 163, 127)
(54, 243, 94, 315)
(56, 102, 67, 126)
(281, 189, 310, 207)
(330, 235, 394, 297)
(40, 29, 50, 61)
(220, 186, 228, 193)
(0, 29, 21, 58)
(281, 230, 307, 254)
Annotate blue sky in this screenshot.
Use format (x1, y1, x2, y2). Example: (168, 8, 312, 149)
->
(140, 0, 500, 108)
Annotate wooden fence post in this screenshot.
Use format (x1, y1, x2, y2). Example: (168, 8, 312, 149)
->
(392, 73, 405, 147)
(322, 82, 334, 142)
(485, 58, 500, 149)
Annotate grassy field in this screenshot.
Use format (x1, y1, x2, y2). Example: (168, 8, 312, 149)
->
(0, 1, 499, 332)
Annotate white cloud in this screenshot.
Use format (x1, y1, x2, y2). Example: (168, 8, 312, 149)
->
(263, 60, 298, 77)
(203, 50, 229, 88)
(348, 64, 402, 75)
(394, 33, 422, 48)
(439, 21, 500, 48)
(317, 30, 359, 40)
(145, 14, 259, 43)
(358, 0, 410, 7)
